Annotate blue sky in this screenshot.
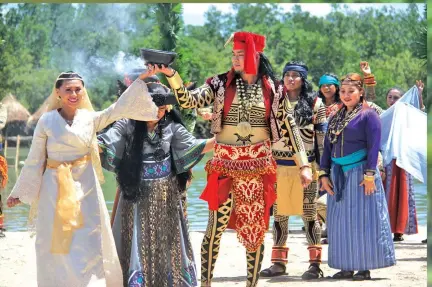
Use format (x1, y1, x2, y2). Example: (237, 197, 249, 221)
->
(182, 3, 425, 26)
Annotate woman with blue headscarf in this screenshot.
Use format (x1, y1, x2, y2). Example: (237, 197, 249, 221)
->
(318, 73, 343, 119)
(315, 73, 342, 242)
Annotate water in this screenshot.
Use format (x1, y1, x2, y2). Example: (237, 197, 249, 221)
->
(2, 148, 428, 231)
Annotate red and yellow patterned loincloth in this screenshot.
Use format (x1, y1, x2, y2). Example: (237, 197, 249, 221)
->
(200, 139, 276, 252)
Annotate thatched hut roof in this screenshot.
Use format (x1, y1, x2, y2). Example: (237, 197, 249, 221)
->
(1, 94, 31, 123)
(27, 96, 50, 125)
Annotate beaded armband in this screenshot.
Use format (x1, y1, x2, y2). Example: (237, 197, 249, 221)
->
(363, 74, 376, 87)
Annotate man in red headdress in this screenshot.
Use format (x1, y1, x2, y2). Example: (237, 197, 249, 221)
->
(148, 31, 312, 286)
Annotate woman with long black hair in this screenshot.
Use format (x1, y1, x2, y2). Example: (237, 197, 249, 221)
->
(98, 80, 214, 287)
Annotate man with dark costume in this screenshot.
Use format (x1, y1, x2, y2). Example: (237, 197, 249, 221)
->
(148, 31, 313, 287)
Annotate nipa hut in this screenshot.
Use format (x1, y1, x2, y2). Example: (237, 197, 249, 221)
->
(27, 96, 50, 127)
(1, 94, 31, 137)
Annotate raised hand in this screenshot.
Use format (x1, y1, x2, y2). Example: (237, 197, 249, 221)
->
(416, 80, 424, 95)
(416, 80, 425, 109)
(146, 64, 175, 77)
(360, 61, 371, 76)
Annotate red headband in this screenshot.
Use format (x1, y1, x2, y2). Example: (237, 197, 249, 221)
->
(231, 32, 266, 75)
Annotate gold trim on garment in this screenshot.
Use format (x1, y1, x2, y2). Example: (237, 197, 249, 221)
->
(166, 71, 183, 90)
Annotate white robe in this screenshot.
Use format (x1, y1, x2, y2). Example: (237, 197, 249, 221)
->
(380, 86, 427, 183)
(9, 79, 158, 287)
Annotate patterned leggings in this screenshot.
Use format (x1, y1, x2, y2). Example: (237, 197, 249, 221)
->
(201, 195, 264, 287)
(273, 179, 321, 251)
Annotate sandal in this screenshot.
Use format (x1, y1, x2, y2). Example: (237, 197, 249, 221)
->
(260, 263, 287, 277)
(332, 270, 354, 279)
(321, 228, 328, 238)
(353, 270, 371, 281)
(393, 233, 404, 242)
(301, 263, 324, 280)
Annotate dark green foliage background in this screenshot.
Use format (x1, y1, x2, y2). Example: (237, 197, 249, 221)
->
(0, 3, 426, 112)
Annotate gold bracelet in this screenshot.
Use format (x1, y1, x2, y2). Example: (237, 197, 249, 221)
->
(318, 170, 328, 177)
(363, 174, 375, 182)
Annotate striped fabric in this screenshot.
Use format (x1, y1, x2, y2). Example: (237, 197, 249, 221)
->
(327, 164, 396, 271)
(384, 162, 418, 235)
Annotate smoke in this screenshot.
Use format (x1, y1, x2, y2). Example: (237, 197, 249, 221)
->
(58, 4, 151, 87)
(114, 51, 145, 75)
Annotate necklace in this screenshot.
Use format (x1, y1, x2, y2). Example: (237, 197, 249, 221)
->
(57, 109, 75, 126)
(144, 123, 166, 162)
(236, 78, 262, 137)
(59, 111, 74, 126)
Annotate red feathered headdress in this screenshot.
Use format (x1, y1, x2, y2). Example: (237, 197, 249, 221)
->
(225, 31, 266, 75)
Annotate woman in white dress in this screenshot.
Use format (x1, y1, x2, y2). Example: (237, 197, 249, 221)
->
(7, 71, 160, 287)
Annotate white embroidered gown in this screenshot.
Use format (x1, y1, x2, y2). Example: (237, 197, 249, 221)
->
(9, 79, 158, 287)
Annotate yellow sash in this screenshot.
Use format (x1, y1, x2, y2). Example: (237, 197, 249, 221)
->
(47, 154, 90, 254)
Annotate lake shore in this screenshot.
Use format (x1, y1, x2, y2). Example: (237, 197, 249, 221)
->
(0, 226, 426, 287)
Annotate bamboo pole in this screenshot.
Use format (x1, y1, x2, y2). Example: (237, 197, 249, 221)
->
(15, 135, 20, 171)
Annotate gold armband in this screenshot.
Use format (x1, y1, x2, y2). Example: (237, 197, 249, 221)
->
(166, 71, 183, 90)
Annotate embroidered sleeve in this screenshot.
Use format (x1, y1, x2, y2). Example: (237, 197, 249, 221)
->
(166, 72, 215, 109)
(97, 119, 130, 172)
(277, 92, 308, 167)
(93, 79, 159, 132)
(8, 114, 48, 204)
(170, 123, 206, 174)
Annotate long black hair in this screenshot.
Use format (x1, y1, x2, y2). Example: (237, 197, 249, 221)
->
(117, 109, 192, 202)
(257, 53, 277, 84)
(282, 61, 315, 125)
(317, 73, 341, 104)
